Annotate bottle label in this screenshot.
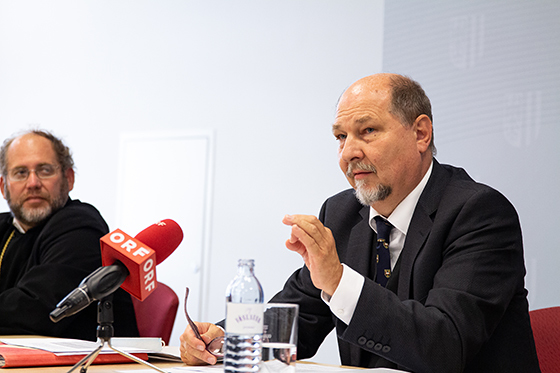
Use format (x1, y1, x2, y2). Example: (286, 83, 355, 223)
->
(226, 303, 264, 334)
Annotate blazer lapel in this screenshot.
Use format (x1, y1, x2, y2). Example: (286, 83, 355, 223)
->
(397, 206, 432, 299)
(343, 205, 374, 278)
(397, 160, 449, 300)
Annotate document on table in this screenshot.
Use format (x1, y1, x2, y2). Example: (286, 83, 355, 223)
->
(115, 362, 406, 372)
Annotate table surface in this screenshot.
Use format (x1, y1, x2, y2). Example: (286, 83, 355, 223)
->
(0, 337, 405, 372)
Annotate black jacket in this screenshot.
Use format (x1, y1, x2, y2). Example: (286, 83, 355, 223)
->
(271, 160, 540, 372)
(0, 198, 138, 340)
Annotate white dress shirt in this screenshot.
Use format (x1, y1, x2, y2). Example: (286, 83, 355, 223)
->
(323, 161, 434, 324)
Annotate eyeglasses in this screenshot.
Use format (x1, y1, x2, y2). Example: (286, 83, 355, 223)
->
(184, 287, 225, 358)
(7, 164, 60, 182)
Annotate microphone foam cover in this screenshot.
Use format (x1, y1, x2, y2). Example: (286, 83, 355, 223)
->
(135, 219, 183, 264)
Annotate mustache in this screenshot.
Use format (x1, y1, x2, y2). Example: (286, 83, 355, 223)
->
(346, 162, 377, 178)
(23, 192, 48, 199)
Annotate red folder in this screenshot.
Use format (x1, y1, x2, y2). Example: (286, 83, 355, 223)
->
(0, 343, 148, 368)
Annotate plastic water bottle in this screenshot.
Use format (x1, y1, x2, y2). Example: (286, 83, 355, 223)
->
(224, 259, 264, 373)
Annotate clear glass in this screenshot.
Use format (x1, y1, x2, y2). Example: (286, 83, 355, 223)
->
(260, 303, 298, 373)
(224, 259, 264, 373)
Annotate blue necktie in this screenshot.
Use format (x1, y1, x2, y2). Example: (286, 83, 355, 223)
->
(374, 216, 393, 287)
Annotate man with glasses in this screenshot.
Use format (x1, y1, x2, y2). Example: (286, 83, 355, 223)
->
(0, 129, 138, 340)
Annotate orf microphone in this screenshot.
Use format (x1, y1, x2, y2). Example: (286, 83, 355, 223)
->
(49, 219, 183, 323)
(100, 219, 183, 300)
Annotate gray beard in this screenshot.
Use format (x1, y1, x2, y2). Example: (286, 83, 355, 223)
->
(347, 161, 392, 206)
(354, 179, 392, 206)
(5, 180, 68, 229)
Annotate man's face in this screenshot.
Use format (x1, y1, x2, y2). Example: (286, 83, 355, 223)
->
(332, 76, 427, 214)
(0, 134, 74, 230)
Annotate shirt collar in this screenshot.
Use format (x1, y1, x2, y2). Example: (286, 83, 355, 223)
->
(369, 161, 433, 235)
(12, 218, 27, 234)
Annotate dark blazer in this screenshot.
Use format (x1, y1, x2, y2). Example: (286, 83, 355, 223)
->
(270, 160, 540, 373)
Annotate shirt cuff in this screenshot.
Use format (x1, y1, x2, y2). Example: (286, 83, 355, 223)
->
(321, 263, 365, 325)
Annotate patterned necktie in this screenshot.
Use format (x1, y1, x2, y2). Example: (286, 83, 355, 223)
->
(374, 216, 393, 287)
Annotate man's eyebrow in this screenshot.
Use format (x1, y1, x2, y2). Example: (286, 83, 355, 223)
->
(355, 115, 373, 123)
(332, 116, 373, 132)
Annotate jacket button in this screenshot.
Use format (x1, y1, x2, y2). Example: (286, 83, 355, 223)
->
(382, 345, 391, 353)
(374, 343, 383, 351)
(366, 340, 375, 349)
(357, 336, 367, 345)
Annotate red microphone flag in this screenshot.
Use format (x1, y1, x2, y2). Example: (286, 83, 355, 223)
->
(100, 229, 157, 301)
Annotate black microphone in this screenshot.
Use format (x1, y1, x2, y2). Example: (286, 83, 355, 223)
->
(49, 264, 128, 322)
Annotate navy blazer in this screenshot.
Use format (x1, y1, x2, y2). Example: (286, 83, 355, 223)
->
(270, 160, 540, 373)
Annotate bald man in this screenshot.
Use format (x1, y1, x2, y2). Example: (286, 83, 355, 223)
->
(180, 74, 540, 373)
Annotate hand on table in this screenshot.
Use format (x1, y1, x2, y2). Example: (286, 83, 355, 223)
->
(179, 322, 224, 365)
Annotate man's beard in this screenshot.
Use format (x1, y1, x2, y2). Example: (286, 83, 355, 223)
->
(347, 161, 392, 206)
(5, 179, 69, 229)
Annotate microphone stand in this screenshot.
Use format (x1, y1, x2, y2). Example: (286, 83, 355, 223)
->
(67, 295, 168, 373)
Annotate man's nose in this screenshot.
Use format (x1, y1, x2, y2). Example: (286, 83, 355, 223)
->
(340, 136, 364, 163)
(25, 170, 43, 188)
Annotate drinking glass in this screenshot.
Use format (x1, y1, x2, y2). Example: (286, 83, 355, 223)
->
(260, 303, 299, 373)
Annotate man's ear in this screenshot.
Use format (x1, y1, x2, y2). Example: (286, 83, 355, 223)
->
(65, 168, 75, 192)
(414, 114, 432, 154)
(0, 176, 6, 200)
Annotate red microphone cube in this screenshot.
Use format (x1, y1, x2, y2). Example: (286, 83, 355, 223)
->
(100, 229, 158, 301)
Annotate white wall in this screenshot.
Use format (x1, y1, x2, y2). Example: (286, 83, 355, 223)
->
(0, 0, 384, 365)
